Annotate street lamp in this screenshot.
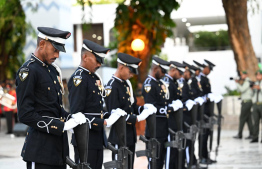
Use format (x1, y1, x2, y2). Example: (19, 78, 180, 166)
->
(131, 38, 145, 52)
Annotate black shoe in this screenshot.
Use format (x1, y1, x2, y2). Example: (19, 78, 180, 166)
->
(245, 135, 253, 139)
(250, 138, 258, 143)
(233, 135, 242, 139)
(208, 158, 217, 163)
(199, 158, 212, 165)
(6, 131, 12, 134)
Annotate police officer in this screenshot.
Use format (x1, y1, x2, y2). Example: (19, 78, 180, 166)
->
(68, 39, 124, 169)
(233, 71, 253, 139)
(142, 56, 170, 169)
(193, 59, 216, 164)
(164, 61, 184, 169)
(250, 70, 262, 143)
(104, 53, 156, 168)
(16, 27, 83, 169)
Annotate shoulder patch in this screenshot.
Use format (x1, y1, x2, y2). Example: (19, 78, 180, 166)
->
(105, 87, 112, 96)
(144, 84, 151, 93)
(73, 75, 82, 87)
(19, 68, 29, 81)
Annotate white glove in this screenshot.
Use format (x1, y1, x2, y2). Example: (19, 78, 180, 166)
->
(214, 94, 223, 103)
(172, 100, 183, 108)
(144, 103, 157, 113)
(207, 93, 215, 102)
(194, 97, 204, 106)
(185, 100, 196, 111)
(63, 118, 79, 131)
(105, 111, 121, 127)
(168, 103, 180, 112)
(72, 112, 86, 125)
(111, 108, 127, 116)
(137, 109, 151, 122)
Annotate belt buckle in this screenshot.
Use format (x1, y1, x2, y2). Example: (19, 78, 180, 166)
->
(101, 113, 103, 119)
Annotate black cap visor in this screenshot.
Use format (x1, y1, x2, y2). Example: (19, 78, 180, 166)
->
(128, 66, 138, 74)
(95, 55, 104, 64)
(161, 67, 167, 74)
(51, 42, 66, 53)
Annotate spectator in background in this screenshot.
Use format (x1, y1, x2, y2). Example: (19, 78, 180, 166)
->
(3, 83, 17, 134)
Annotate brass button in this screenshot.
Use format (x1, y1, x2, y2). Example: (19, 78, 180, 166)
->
(92, 76, 94, 78)
(60, 105, 63, 107)
(48, 69, 50, 72)
(101, 110, 103, 113)
(160, 93, 161, 95)
(124, 85, 126, 87)
(131, 112, 133, 115)
(46, 65, 48, 67)
(161, 90, 163, 92)
(89, 72, 91, 74)
(165, 102, 167, 104)
(93, 90, 95, 93)
(42, 63, 45, 66)
(100, 101, 102, 103)
(58, 92, 60, 96)
(27, 132, 28, 135)
(48, 87, 50, 90)
(163, 96, 164, 98)
(123, 97, 125, 99)
(128, 98, 130, 101)
(95, 83, 97, 86)
(129, 105, 131, 107)
(158, 84, 160, 86)
(23, 150, 25, 153)
(54, 81, 56, 84)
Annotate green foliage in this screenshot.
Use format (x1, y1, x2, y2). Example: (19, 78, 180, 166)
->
(0, 0, 26, 80)
(223, 86, 240, 96)
(194, 30, 230, 49)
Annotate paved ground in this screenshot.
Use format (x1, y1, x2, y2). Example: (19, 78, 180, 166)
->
(0, 127, 262, 169)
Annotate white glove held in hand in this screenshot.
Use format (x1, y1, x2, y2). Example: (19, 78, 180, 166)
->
(72, 112, 86, 125)
(168, 103, 180, 112)
(185, 100, 196, 111)
(171, 100, 183, 109)
(112, 108, 127, 116)
(64, 118, 79, 131)
(144, 104, 157, 113)
(194, 97, 204, 106)
(105, 110, 121, 127)
(137, 109, 151, 122)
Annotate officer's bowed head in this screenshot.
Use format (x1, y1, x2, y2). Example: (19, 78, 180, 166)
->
(170, 61, 185, 75)
(152, 56, 170, 74)
(117, 53, 142, 74)
(37, 27, 71, 53)
(82, 39, 110, 64)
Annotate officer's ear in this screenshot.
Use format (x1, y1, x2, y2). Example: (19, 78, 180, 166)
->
(38, 39, 46, 50)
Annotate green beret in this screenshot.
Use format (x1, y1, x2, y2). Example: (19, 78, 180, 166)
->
(256, 70, 262, 75)
(242, 71, 247, 74)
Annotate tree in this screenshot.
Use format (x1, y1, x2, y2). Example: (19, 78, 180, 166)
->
(0, 0, 27, 81)
(222, 0, 258, 80)
(114, 0, 180, 86)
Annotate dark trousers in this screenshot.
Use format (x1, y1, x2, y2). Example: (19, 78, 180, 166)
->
(252, 103, 262, 139)
(112, 144, 135, 169)
(27, 162, 66, 169)
(238, 101, 253, 137)
(199, 128, 210, 159)
(5, 111, 13, 133)
(74, 146, 103, 169)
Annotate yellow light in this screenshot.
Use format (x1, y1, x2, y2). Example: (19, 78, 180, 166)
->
(131, 39, 145, 52)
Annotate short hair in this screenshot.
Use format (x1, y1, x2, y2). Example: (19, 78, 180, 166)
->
(37, 37, 43, 47)
(81, 48, 93, 59)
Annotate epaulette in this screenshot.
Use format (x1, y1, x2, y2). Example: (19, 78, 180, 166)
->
(22, 58, 35, 67)
(143, 77, 152, 85)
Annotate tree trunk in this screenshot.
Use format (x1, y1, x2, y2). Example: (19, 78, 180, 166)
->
(222, 0, 258, 80)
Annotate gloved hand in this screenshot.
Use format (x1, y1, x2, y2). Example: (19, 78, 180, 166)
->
(207, 93, 215, 102)
(137, 109, 151, 122)
(63, 118, 79, 131)
(105, 111, 121, 127)
(194, 97, 204, 106)
(185, 99, 196, 111)
(144, 103, 157, 113)
(214, 94, 223, 103)
(172, 100, 183, 108)
(111, 108, 127, 116)
(72, 112, 86, 125)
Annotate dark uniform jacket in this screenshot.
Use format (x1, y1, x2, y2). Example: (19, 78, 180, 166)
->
(191, 76, 203, 99)
(68, 66, 107, 150)
(163, 74, 182, 131)
(16, 54, 70, 166)
(104, 76, 141, 147)
(142, 75, 169, 139)
(199, 72, 212, 116)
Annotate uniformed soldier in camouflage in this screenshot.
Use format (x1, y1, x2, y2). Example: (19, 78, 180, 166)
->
(233, 71, 253, 140)
(250, 70, 262, 143)
(16, 27, 83, 169)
